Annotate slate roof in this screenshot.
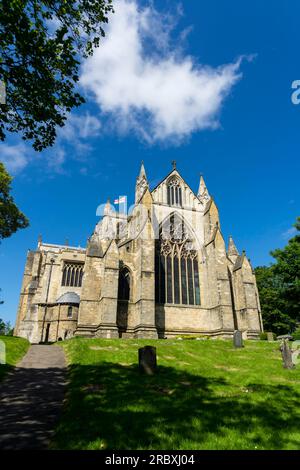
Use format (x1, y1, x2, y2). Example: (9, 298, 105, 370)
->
(56, 292, 80, 305)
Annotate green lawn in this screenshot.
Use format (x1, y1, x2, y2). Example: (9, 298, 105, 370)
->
(0, 336, 30, 382)
(52, 337, 300, 450)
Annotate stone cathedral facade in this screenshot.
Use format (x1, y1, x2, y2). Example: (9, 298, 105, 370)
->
(14, 163, 263, 343)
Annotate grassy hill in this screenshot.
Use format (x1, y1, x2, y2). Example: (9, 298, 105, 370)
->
(0, 336, 30, 382)
(52, 337, 300, 450)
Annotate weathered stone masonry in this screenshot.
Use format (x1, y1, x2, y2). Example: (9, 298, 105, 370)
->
(15, 163, 263, 343)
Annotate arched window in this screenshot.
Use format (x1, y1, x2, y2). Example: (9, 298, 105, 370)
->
(167, 177, 182, 206)
(61, 263, 84, 287)
(67, 306, 73, 318)
(155, 213, 200, 305)
(118, 267, 131, 301)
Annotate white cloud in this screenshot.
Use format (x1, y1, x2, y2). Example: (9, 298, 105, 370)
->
(282, 227, 297, 240)
(0, 143, 29, 173)
(58, 112, 101, 141)
(80, 0, 245, 143)
(44, 112, 102, 173)
(0, 112, 101, 175)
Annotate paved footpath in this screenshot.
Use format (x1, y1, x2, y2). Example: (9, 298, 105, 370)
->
(0, 345, 66, 450)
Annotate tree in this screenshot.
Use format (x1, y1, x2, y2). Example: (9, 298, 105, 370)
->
(271, 217, 300, 323)
(0, 162, 29, 240)
(255, 266, 297, 334)
(255, 217, 300, 335)
(0, 317, 5, 335)
(0, 318, 13, 336)
(0, 0, 113, 151)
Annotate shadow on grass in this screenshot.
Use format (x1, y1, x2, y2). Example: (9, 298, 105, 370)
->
(52, 362, 300, 450)
(0, 364, 14, 382)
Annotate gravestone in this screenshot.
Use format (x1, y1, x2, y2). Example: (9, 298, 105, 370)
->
(0, 340, 5, 364)
(277, 334, 293, 341)
(280, 339, 294, 369)
(138, 346, 157, 375)
(267, 332, 274, 341)
(233, 330, 243, 348)
(291, 341, 300, 366)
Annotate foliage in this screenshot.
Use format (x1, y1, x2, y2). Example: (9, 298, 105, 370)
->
(0, 162, 29, 239)
(0, 335, 30, 381)
(259, 332, 267, 340)
(255, 217, 300, 335)
(292, 329, 300, 341)
(271, 217, 300, 323)
(0, 318, 13, 336)
(52, 337, 300, 450)
(0, 0, 113, 150)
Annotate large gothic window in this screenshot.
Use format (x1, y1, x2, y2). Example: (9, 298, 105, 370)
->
(118, 267, 131, 301)
(62, 262, 84, 287)
(167, 177, 182, 206)
(155, 213, 200, 305)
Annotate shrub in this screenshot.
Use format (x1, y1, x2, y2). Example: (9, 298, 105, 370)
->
(260, 332, 277, 341)
(292, 329, 300, 341)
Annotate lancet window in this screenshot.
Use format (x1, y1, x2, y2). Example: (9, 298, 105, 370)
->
(167, 177, 182, 206)
(61, 262, 84, 287)
(118, 267, 131, 301)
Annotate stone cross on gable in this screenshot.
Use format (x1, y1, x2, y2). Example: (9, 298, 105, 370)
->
(172, 160, 176, 170)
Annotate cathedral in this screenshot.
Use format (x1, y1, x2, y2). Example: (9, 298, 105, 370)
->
(14, 162, 263, 343)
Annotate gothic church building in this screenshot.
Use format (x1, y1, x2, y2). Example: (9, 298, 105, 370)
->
(15, 163, 263, 343)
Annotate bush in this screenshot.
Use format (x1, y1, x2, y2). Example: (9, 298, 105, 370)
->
(292, 329, 300, 341)
(260, 332, 277, 341)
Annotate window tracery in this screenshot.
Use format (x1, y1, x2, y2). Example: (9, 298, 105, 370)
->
(155, 214, 200, 305)
(167, 177, 182, 206)
(61, 263, 84, 287)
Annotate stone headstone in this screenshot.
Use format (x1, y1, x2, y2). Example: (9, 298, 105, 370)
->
(280, 339, 294, 369)
(267, 332, 274, 341)
(138, 346, 157, 375)
(233, 330, 243, 348)
(0, 340, 5, 365)
(277, 334, 293, 341)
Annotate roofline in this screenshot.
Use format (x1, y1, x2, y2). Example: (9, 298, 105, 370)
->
(39, 242, 86, 251)
(150, 168, 199, 200)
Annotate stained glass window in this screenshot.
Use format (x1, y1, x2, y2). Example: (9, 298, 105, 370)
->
(155, 213, 201, 305)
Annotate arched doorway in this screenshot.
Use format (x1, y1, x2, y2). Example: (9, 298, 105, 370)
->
(117, 267, 131, 337)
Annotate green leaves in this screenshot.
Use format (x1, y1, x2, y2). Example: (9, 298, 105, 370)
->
(255, 217, 300, 335)
(0, 0, 113, 150)
(0, 162, 29, 240)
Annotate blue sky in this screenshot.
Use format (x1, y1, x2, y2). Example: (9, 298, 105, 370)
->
(0, 0, 299, 324)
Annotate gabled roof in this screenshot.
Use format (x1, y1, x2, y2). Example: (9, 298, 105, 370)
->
(150, 168, 199, 200)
